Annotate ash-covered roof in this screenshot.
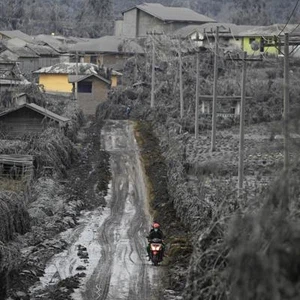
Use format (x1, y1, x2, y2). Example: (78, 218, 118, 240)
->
(0, 37, 60, 58)
(68, 74, 111, 85)
(239, 24, 299, 36)
(0, 103, 70, 123)
(173, 23, 259, 38)
(0, 30, 33, 43)
(33, 63, 99, 75)
(123, 3, 216, 23)
(0, 56, 15, 64)
(174, 23, 237, 38)
(70, 35, 144, 54)
(34, 34, 91, 53)
(0, 47, 39, 59)
(27, 43, 59, 56)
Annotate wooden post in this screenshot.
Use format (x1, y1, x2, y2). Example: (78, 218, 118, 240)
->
(151, 39, 155, 108)
(195, 52, 199, 138)
(283, 32, 290, 209)
(211, 26, 219, 152)
(178, 40, 184, 119)
(238, 52, 247, 196)
(75, 51, 78, 101)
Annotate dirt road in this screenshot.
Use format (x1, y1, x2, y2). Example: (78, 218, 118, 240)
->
(30, 120, 163, 300)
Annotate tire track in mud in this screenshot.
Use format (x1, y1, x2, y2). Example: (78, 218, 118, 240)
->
(79, 120, 162, 300)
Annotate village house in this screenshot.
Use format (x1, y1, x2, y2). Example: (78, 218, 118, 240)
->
(33, 62, 114, 93)
(34, 62, 114, 115)
(0, 102, 70, 137)
(239, 24, 300, 56)
(33, 34, 89, 63)
(68, 74, 111, 115)
(0, 57, 30, 95)
(176, 22, 300, 57)
(116, 3, 216, 38)
(0, 37, 60, 75)
(70, 35, 144, 72)
(173, 23, 258, 53)
(0, 38, 40, 75)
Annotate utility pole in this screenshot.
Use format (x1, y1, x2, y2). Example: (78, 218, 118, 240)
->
(147, 31, 163, 108)
(227, 54, 262, 196)
(283, 32, 290, 209)
(238, 52, 247, 196)
(195, 52, 200, 138)
(151, 38, 155, 108)
(211, 26, 219, 152)
(179, 42, 184, 119)
(192, 34, 205, 138)
(75, 51, 78, 101)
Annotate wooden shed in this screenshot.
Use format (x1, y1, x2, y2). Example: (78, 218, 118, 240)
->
(0, 103, 70, 137)
(0, 154, 34, 180)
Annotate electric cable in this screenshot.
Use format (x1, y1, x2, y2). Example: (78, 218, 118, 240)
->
(277, 0, 300, 37)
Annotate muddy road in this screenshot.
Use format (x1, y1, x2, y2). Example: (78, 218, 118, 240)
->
(31, 120, 163, 300)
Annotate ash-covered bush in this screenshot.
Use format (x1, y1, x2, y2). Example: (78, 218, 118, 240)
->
(26, 128, 79, 177)
(0, 192, 30, 243)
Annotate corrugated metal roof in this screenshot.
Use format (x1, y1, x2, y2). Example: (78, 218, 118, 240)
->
(173, 23, 237, 37)
(27, 43, 59, 56)
(0, 50, 19, 61)
(173, 23, 260, 39)
(0, 56, 15, 64)
(0, 45, 39, 58)
(68, 74, 111, 85)
(0, 30, 33, 43)
(33, 62, 99, 74)
(34, 34, 91, 53)
(0, 103, 70, 123)
(124, 3, 216, 23)
(33, 34, 68, 52)
(238, 24, 299, 36)
(70, 35, 144, 54)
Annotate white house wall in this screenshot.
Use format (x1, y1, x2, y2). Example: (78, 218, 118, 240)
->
(123, 9, 138, 37)
(137, 10, 165, 36)
(114, 20, 124, 36)
(228, 38, 242, 50)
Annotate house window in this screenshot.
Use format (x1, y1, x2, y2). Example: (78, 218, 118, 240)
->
(78, 81, 92, 93)
(90, 56, 97, 64)
(249, 38, 255, 45)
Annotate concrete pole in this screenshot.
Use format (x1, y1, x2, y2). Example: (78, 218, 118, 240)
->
(283, 32, 290, 209)
(211, 26, 219, 152)
(179, 47, 184, 119)
(151, 39, 155, 108)
(195, 52, 199, 138)
(238, 52, 247, 196)
(75, 51, 78, 101)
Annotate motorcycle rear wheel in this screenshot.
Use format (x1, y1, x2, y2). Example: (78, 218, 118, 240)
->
(152, 255, 159, 266)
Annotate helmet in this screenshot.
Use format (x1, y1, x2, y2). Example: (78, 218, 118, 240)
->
(152, 222, 160, 229)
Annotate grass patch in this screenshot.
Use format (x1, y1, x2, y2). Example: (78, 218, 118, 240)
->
(133, 121, 157, 215)
(0, 178, 28, 192)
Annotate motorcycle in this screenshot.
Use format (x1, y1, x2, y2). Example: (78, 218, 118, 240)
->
(149, 238, 163, 266)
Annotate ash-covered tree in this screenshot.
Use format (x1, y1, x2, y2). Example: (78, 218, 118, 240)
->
(76, 0, 114, 37)
(230, 0, 270, 25)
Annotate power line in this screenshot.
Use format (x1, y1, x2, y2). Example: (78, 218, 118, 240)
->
(290, 22, 300, 35)
(278, 0, 300, 36)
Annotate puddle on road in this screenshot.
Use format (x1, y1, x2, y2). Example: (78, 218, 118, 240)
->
(30, 183, 112, 297)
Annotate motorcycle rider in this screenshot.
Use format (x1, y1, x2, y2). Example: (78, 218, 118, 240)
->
(146, 222, 165, 260)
